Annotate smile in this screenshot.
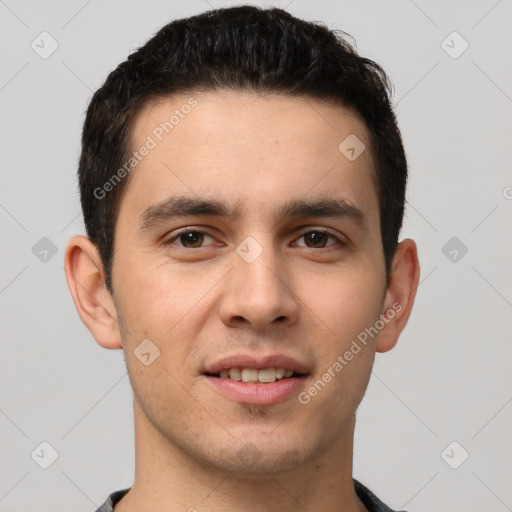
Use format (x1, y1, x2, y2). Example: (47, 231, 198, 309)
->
(205, 367, 304, 383)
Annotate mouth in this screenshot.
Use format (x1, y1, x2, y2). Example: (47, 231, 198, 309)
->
(201, 354, 310, 405)
(204, 367, 307, 383)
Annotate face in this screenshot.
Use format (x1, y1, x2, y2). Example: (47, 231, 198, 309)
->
(111, 91, 389, 473)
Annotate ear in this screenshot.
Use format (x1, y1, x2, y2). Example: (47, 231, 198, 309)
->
(376, 238, 420, 353)
(64, 235, 123, 349)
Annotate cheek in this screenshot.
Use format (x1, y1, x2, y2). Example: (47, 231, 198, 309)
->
(116, 256, 200, 332)
(114, 261, 217, 379)
(297, 266, 382, 402)
(300, 266, 384, 343)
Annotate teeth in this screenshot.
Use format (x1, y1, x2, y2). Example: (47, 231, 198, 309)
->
(228, 367, 242, 381)
(258, 368, 276, 382)
(215, 367, 298, 383)
(276, 368, 286, 379)
(241, 368, 258, 382)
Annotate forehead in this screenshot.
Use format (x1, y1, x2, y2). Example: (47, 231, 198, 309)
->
(133, 90, 372, 156)
(121, 90, 378, 226)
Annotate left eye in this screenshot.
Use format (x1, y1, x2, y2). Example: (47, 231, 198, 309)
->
(293, 230, 342, 249)
(167, 230, 216, 249)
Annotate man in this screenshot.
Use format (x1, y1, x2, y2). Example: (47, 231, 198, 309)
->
(64, 5, 420, 512)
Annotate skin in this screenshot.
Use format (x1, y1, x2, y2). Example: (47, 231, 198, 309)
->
(65, 91, 420, 512)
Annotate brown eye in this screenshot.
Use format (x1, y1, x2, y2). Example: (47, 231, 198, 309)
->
(294, 230, 342, 249)
(304, 231, 328, 248)
(179, 231, 204, 248)
(166, 230, 216, 248)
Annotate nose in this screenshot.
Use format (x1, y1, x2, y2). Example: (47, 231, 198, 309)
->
(219, 237, 300, 332)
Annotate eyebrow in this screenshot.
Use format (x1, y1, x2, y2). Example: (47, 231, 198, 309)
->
(137, 195, 368, 233)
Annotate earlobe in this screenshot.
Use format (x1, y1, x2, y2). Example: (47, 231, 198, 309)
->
(376, 238, 420, 353)
(64, 235, 123, 350)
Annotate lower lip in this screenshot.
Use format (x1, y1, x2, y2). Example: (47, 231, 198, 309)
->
(203, 375, 308, 405)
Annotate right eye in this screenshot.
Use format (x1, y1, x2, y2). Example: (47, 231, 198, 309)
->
(163, 229, 218, 249)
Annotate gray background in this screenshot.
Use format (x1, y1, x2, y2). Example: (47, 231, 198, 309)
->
(1, 0, 511, 510)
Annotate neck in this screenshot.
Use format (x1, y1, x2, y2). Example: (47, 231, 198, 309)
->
(115, 399, 367, 512)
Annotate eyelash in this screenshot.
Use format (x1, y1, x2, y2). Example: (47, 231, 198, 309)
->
(163, 228, 345, 250)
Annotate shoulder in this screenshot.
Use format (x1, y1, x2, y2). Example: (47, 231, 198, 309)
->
(93, 488, 130, 512)
(353, 479, 407, 512)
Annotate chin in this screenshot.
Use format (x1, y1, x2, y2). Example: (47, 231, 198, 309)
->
(209, 443, 310, 475)
(205, 425, 316, 474)
(159, 417, 314, 476)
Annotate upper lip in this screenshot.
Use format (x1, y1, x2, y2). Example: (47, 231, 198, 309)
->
(202, 353, 310, 375)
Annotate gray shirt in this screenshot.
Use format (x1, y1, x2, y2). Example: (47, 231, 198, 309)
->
(94, 479, 407, 512)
